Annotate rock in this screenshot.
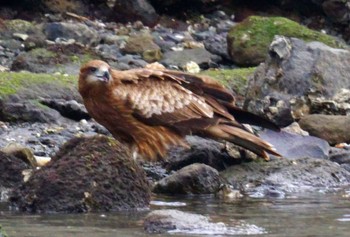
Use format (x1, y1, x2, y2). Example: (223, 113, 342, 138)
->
(322, 0, 350, 24)
(0, 151, 29, 200)
(0, 71, 79, 123)
(244, 36, 350, 127)
(161, 48, 220, 69)
(10, 135, 151, 213)
(112, 0, 159, 27)
(44, 22, 100, 46)
(259, 129, 330, 159)
(298, 114, 350, 145)
(203, 33, 230, 60)
(227, 16, 343, 66)
(144, 209, 265, 235)
(221, 157, 350, 198)
(165, 136, 239, 172)
(329, 147, 350, 167)
(39, 99, 90, 121)
(1, 143, 37, 167)
(41, 0, 90, 15)
(153, 163, 222, 195)
(122, 34, 162, 62)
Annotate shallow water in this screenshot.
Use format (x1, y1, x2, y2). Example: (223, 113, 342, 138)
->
(1, 190, 350, 237)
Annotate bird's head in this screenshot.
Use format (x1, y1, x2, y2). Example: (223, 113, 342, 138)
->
(79, 60, 111, 86)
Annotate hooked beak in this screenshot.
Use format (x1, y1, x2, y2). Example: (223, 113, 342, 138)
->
(96, 70, 110, 82)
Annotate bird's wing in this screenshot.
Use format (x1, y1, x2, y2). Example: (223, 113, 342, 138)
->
(111, 68, 217, 127)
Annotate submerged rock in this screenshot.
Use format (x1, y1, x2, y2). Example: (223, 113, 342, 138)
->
(10, 135, 151, 213)
(221, 157, 350, 198)
(144, 209, 265, 235)
(153, 163, 222, 195)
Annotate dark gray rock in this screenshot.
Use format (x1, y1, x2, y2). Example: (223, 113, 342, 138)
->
(299, 114, 350, 145)
(112, 0, 159, 27)
(329, 147, 350, 165)
(40, 99, 90, 121)
(244, 36, 350, 127)
(0, 151, 29, 201)
(203, 33, 230, 60)
(259, 129, 330, 159)
(153, 163, 222, 195)
(322, 0, 350, 24)
(165, 136, 239, 172)
(161, 48, 220, 69)
(221, 157, 350, 198)
(10, 135, 151, 213)
(44, 22, 100, 46)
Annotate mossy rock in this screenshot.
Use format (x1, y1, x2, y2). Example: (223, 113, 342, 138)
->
(4, 19, 36, 33)
(201, 67, 256, 97)
(10, 135, 151, 213)
(11, 44, 98, 74)
(227, 16, 345, 66)
(0, 71, 79, 122)
(0, 71, 76, 98)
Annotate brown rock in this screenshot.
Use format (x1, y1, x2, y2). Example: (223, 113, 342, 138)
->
(299, 114, 350, 145)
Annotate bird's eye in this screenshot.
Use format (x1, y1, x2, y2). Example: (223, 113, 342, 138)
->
(90, 67, 97, 73)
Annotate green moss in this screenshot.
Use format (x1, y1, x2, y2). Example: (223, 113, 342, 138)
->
(201, 67, 256, 96)
(5, 19, 35, 33)
(0, 71, 76, 98)
(230, 15, 342, 49)
(0, 225, 8, 237)
(228, 16, 345, 65)
(29, 48, 57, 59)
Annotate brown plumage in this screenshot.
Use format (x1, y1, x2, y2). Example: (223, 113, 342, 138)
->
(79, 60, 281, 161)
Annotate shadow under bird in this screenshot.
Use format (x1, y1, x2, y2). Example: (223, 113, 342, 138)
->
(78, 60, 281, 161)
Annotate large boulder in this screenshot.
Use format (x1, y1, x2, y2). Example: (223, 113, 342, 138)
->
(10, 135, 151, 213)
(112, 0, 159, 27)
(44, 22, 100, 46)
(221, 157, 350, 198)
(298, 114, 350, 145)
(227, 16, 343, 66)
(244, 36, 350, 127)
(0, 71, 79, 123)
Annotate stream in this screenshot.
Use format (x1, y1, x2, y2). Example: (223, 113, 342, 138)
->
(1, 190, 350, 236)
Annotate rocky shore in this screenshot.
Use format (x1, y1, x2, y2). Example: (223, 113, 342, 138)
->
(1, 0, 350, 234)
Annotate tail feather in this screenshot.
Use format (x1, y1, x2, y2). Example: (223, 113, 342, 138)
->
(206, 125, 281, 160)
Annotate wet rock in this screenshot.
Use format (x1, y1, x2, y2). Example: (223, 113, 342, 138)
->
(221, 157, 350, 198)
(329, 147, 350, 165)
(144, 209, 265, 235)
(227, 16, 343, 66)
(112, 0, 159, 27)
(244, 36, 350, 127)
(0, 151, 29, 189)
(10, 135, 151, 213)
(299, 115, 350, 145)
(259, 129, 330, 159)
(153, 163, 222, 195)
(44, 22, 100, 46)
(165, 136, 239, 172)
(161, 48, 220, 69)
(1, 143, 38, 167)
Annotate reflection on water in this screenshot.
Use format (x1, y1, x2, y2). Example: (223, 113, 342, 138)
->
(1, 190, 350, 237)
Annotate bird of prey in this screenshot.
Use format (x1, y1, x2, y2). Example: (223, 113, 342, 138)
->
(79, 60, 280, 161)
